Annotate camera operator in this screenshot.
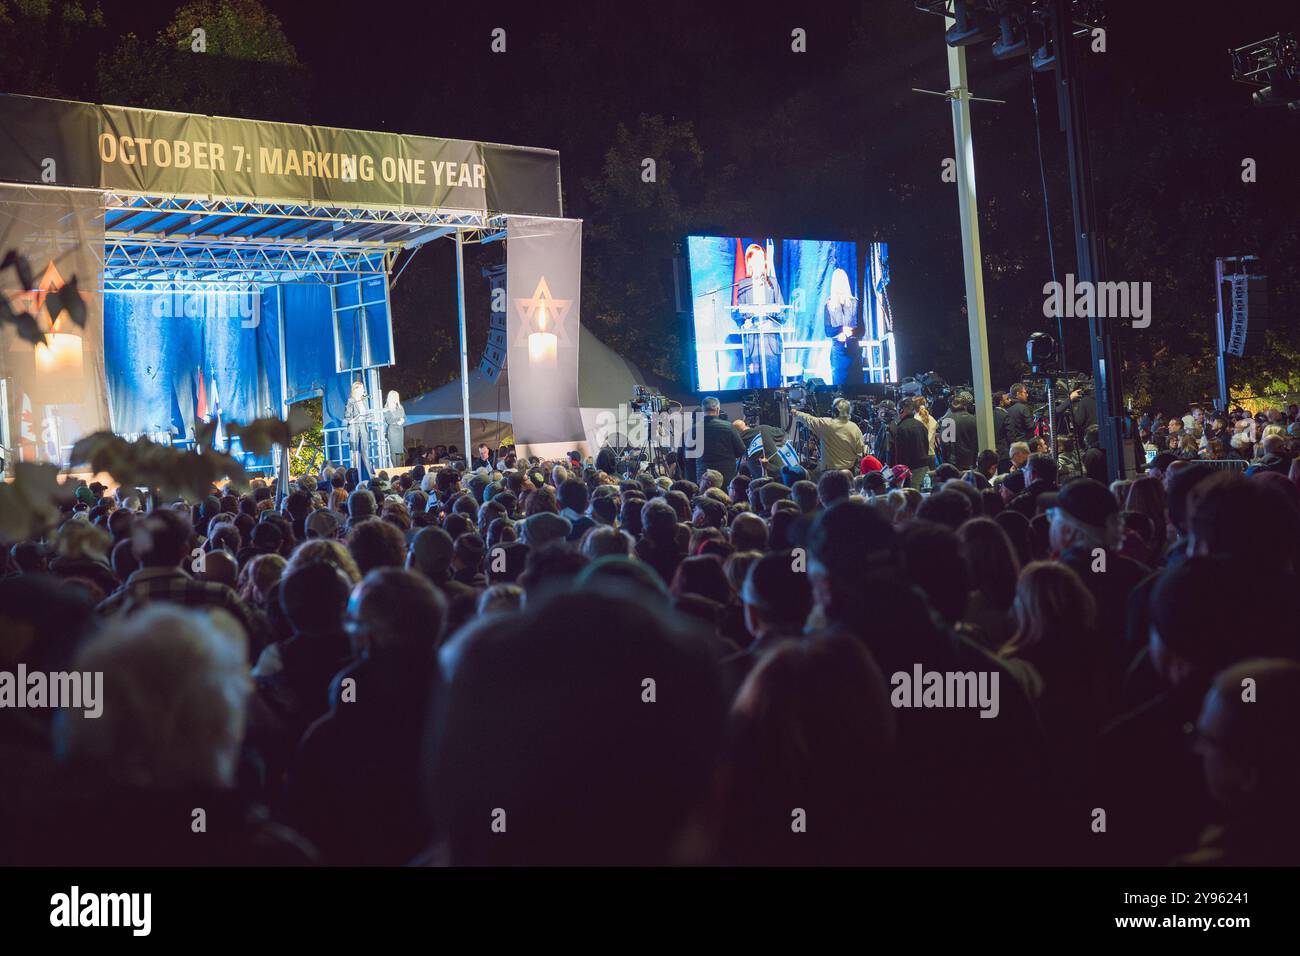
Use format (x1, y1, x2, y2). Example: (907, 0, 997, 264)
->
(792, 398, 864, 475)
(873, 400, 898, 467)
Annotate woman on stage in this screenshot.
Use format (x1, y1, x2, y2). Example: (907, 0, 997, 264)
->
(824, 268, 862, 386)
(345, 380, 373, 482)
(384, 390, 406, 467)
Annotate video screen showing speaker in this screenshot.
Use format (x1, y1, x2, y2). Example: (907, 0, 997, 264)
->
(685, 235, 897, 393)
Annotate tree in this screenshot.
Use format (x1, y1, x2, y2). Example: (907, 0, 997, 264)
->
(98, 0, 308, 120)
(0, 0, 106, 100)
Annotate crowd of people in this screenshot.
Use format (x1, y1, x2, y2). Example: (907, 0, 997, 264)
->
(3, 404, 1300, 867)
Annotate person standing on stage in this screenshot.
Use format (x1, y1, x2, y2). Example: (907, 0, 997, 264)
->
(696, 396, 748, 487)
(792, 398, 864, 475)
(734, 244, 786, 390)
(345, 381, 373, 482)
(383, 390, 406, 468)
(1005, 382, 1035, 448)
(824, 268, 862, 387)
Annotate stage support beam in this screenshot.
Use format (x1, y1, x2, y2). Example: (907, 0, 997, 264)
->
(945, 17, 996, 453)
(455, 230, 473, 461)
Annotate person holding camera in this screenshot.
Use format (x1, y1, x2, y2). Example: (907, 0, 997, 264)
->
(793, 398, 864, 474)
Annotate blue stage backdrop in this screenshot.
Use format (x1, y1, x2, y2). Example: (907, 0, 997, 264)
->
(686, 235, 860, 392)
(104, 282, 360, 463)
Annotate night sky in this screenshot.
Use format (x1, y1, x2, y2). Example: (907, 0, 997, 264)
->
(80, 1, 1300, 400)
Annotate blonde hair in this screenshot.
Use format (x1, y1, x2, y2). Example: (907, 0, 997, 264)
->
(1002, 561, 1096, 657)
(829, 268, 854, 309)
(286, 538, 362, 584)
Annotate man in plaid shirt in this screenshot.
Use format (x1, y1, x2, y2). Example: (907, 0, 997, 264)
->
(97, 508, 260, 641)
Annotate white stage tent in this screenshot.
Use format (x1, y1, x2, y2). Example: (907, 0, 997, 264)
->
(403, 325, 691, 455)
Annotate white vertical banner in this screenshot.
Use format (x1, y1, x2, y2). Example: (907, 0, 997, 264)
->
(505, 216, 584, 457)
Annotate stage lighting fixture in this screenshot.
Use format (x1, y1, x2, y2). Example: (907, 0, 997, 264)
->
(945, 2, 996, 48)
(1031, 40, 1056, 72)
(1027, 332, 1056, 374)
(1232, 33, 1299, 112)
(992, 15, 1029, 60)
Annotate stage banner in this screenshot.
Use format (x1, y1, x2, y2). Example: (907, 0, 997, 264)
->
(0, 94, 562, 217)
(0, 184, 108, 465)
(505, 217, 584, 456)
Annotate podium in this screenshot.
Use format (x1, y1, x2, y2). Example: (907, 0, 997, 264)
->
(733, 303, 794, 389)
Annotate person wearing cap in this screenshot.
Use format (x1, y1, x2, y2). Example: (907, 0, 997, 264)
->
(792, 397, 864, 477)
(1048, 477, 1150, 670)
(305, 508, 341, 540)
(519, 511, 572, 548)
(691, 496, 726, 530)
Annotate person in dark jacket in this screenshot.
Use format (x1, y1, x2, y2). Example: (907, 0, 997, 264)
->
(992, 391, 1010, 462)
(695, 396, 747, 487)
(939, 390, 979, 471)
(1005, 382, 1035, 448)
(894, 398, 931, 490)
(1007, 453, 1060, 519)
(285, 568, 446, 865)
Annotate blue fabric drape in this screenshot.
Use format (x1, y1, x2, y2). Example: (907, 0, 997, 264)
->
(280, 282, 350, 425)
(103, 282, 372, 465)
(104, 289, 263, 440)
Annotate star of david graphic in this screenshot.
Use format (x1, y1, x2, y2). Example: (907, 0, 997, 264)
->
(512, 276, 574, 348)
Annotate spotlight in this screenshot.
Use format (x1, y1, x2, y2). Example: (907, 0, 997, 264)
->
(992, 15, 1029, 60)
(1027, 332, 1056, 374)
(945, 2, 996, 48)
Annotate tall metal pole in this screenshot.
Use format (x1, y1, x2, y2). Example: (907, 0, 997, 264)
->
(1214, 257, 1229, 411)
(455, 231, 473, 460)
(945, 17, 996, 452)
(275, 286, 290, 501)
(1054, 0, 1124, 480)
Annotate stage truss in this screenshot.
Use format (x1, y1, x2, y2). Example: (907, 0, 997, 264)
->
(101, 191, 509, 285)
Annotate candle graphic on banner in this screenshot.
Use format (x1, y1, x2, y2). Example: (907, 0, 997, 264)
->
(528, 299, 557, 367)
(521, 277, 563, 368)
